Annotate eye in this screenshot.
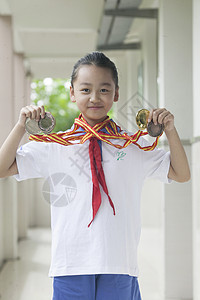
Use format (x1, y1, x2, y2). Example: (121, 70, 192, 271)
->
(81, 88, 90, 93)
(100, 89, 109, 93)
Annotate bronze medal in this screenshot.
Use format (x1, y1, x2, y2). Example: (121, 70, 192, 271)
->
(136, 109, 164, 137)
(147, 121, 164, 137)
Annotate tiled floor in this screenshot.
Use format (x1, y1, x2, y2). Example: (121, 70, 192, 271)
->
(0, 227, 163, 300)
(138, 229, 163, 300)
(0, 229, 53, 300)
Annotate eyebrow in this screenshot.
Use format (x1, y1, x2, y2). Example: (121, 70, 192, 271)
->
(80, 82, 112, 87)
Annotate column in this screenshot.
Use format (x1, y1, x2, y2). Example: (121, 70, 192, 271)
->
(3, 178, 18, 259)
(159, 1, 193, 299)
(13, 53, 29, 239)
(0, 16, 18, 260)
(192, 0, 200, 299)
(125, 50, 140, 132)
(104, 51, 129, 129)
(0, 16, 14, 138)
(24, 70, 37, 229)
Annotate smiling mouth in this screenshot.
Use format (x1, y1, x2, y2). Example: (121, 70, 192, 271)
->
(88, 106, 103, 109)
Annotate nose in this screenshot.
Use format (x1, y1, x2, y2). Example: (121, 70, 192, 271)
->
(90, 91, 100, 103)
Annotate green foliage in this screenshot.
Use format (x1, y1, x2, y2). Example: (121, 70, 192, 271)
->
(31, 78, 79, 132)
(31, 78, 114, 132)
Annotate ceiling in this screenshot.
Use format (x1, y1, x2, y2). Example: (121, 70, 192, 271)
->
(0, 0, 148, 78)
(98, 0, 141, 47)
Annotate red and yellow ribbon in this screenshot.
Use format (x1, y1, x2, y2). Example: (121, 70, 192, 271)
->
(29, 114, 162, 151)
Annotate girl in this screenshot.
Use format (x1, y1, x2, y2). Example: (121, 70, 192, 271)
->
(0, 52, 190, 300)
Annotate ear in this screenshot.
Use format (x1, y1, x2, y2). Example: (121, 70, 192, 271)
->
(70, 86, 76, 102)
(114, 87, 119, 102)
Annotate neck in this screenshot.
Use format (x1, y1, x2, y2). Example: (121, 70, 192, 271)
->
(80, 114, 109, 127)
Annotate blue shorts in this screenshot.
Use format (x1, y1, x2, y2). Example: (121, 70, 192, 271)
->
(52, 274, 141, 300)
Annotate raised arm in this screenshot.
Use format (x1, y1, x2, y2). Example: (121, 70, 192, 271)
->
(148, 108, 191, 183)
(0, 105, 45, 178)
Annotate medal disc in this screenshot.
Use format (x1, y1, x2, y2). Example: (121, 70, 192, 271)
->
(25, 118, 42, 135)
(136, 109, 149, 130)
(25, 112, 56, 135)
(38, 112, 56, 134)
(147, 121, 164, 137)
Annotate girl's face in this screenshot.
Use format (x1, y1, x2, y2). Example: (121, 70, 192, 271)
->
(70, 65, 119, 126)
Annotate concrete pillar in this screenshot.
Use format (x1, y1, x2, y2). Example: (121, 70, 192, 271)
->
(125, 50, 140, 132)
(0, 16, 19, 262)
(0, 16, 14, 139)
(103, 51, 129, 129)
(159, 1, 193, 299)
(0, 180, 4, 266)
(13, 53, 26, 123)
(192, 0, 200, 299)
(140, 18, 158, 108)
(24, 71, 37, 229)
(2, 178, 18, 259)
(192, 142, 200, 300)
(13, 53, 29, 239)
(126, 50, 139, 100)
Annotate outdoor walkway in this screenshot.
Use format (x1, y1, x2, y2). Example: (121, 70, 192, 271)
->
(0, 227, 163, 300)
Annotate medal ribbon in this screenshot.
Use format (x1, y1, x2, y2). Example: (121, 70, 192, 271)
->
(29, 114, 162, 227)
(29, 114, 161, 151)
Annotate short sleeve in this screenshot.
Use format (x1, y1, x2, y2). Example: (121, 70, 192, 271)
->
(139, 137, 172, 184)
(13, 141, 50, 181)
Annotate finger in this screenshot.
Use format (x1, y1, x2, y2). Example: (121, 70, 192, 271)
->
(35, 107, 41, 121)
(32, 105, 43, 121)
(163, 113, 174, 127)
(28, 105, 38, 120)
(21, 107, 31, 118)
(30, 105, 46, 120)
(40, 105, 46, 119)
(157, 110, 169, 124)
(148, 109, 154, 123)
(152, 108, 166, 125)
(30, 105, 45, 121)
(152, 109, 159, 125)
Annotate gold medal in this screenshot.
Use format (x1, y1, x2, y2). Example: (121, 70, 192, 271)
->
(136, 109, 164, 137)
(136, 109, 149, 130)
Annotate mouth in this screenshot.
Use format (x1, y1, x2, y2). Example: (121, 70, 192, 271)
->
(88, 106, 103, 109)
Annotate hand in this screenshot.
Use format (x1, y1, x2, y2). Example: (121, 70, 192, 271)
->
(148, 108, 175, 133)
(17, 105, 46, 128)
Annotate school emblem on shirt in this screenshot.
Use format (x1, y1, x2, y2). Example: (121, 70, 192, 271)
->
(116, 150, 127, 161)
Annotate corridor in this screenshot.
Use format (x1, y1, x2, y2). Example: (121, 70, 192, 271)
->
(0, 227, 163, 300)
(0, 0, 198, 299)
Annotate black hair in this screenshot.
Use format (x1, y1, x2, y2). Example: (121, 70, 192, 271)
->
(71, 51, 119, 88)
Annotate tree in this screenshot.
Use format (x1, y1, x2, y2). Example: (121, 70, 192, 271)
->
(31, 78, 79, 132)
(31, 78, 114, 133)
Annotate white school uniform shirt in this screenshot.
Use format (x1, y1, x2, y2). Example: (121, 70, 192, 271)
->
(14, 131, 171, 277)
